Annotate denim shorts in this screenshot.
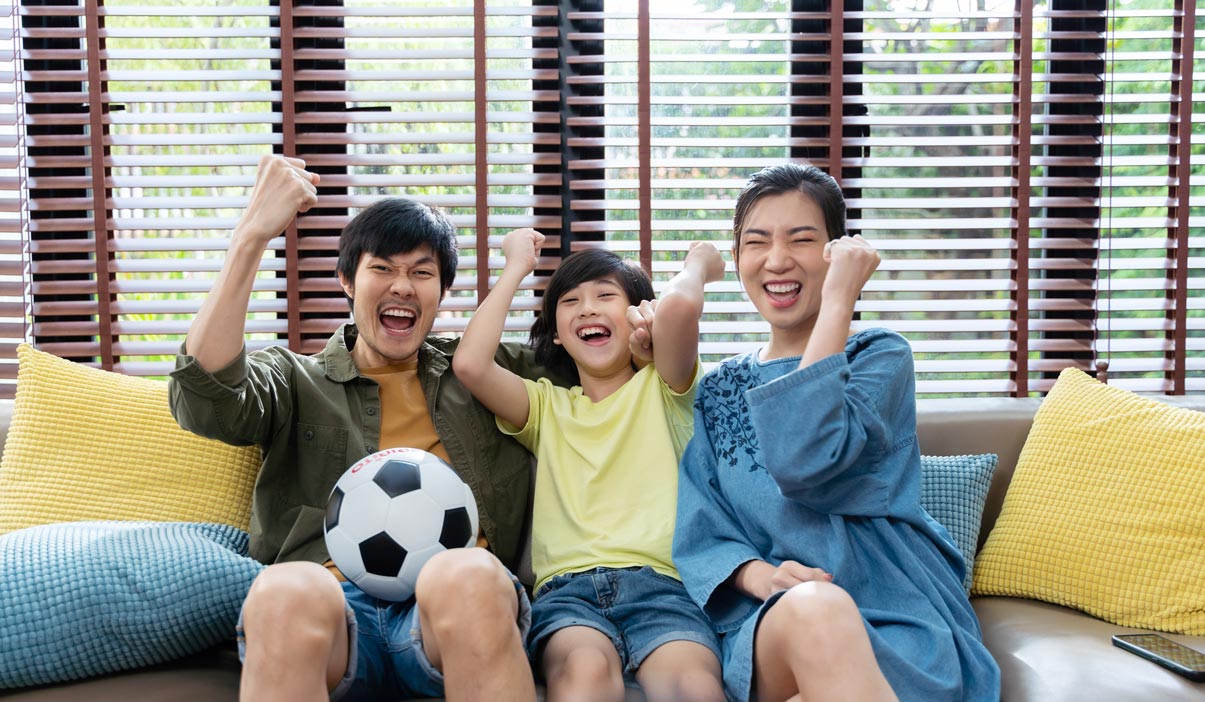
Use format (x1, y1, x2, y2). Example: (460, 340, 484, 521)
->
(528, 566, 721, 677)
(238, 572, 531, 701)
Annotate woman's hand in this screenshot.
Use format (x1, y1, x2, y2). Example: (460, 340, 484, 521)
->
(735, 559, 833, 602)
(821, 234, 880, 307)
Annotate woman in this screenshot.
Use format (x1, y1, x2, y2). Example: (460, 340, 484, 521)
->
(672, 163, 1001, 701)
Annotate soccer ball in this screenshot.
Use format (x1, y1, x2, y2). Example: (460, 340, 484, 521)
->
(323, 447, 479, 601)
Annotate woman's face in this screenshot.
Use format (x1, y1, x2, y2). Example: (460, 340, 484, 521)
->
(735, 190, 831, 338)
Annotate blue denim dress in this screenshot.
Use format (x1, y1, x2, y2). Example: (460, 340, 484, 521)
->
(673, 329, 1001, 701)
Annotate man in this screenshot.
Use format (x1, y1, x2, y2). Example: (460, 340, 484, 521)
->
(170, 154, 558, 702)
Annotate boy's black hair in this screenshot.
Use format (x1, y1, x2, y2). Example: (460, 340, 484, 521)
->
(732, 162, 846, 262)
(336, 198, 458, 307)
(529, 249, 655, 382)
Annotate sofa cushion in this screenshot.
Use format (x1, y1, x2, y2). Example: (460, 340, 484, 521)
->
(919, 453, 997, 591)
(971, 368, 1205, 635)
(0, 344, 261, 534)
(0, 521, 263, 689)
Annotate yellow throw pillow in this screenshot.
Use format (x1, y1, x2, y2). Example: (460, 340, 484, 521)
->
(971, 368, 1205, 634)
(0, 344, 261, 534)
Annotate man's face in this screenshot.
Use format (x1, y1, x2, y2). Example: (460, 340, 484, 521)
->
(338, 246, 444, 367)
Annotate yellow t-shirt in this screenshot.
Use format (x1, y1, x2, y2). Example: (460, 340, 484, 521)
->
(498, 363, 700, 593)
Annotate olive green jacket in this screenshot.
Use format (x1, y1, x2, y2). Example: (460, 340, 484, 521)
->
(168, 324, 554, 573)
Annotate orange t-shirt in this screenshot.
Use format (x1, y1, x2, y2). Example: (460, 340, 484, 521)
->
(324, 360, 487, 580)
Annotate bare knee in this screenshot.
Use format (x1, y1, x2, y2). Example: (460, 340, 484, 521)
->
(763, 581, 865, 665)
(415, 548, 516, 640)
(242, 562, 345, 647)
(550, 647, 624, 699)
(666, 670, 725, 702)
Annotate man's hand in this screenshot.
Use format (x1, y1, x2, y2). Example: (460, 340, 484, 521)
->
(821, 234, 880, 307)
(233, 155, 320, 248)
(626, 299, 658, 365)
(500, 228, 545, 276)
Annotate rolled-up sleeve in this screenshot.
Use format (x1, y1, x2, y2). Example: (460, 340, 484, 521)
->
(746, 330, 914, 516)
(169, 345, 289, 447)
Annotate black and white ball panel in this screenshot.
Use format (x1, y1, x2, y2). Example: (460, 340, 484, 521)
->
(323, 447, 480, 601)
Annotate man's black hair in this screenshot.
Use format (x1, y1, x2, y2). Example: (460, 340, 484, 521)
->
(336, 198, 458, 306)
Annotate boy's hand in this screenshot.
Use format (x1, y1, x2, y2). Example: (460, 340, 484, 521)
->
(234, 154, 320, 247)
(685, 241, 726, 284)
(501, 228, 545, 275)
(626, 299, 657, 364)
(821, 234, 880, 307)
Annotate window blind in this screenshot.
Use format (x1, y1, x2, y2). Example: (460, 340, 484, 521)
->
(4, 0, 1200, 397)
(565, 0, 836, 370)
(14, 0, 561, 379)
(567, 0, 1201, 395)
(0, 0, 23, 398)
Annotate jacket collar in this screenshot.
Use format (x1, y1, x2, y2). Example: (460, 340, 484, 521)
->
(317, 323, 452, 382)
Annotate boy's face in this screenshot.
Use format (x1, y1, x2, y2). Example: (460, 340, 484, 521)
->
(339, 246, 444, 368)
(552, 275, 635, 381)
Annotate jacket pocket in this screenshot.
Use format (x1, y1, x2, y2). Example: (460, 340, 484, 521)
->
(297, 422, 349, 460)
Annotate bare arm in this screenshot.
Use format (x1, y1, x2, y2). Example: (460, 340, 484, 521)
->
(645, 242, 725, 393)
(799, 235, 880, 370)
(452, 228, 543, 428)
(185, 155, 319, 372)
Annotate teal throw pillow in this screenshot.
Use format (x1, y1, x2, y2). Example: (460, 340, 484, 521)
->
(919, 454, 998, 591)
(0, 521, 264, 689)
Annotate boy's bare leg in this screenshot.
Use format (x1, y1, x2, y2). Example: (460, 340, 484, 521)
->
(542, 626, 626, 702)
(753, 581, 895, 702)
(635, 640, 724, 702)
(239, 562, 350, 702)
(415, 548, 536, 702)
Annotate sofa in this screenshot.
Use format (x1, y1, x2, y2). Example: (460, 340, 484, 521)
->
(2, 394, 1203, 702)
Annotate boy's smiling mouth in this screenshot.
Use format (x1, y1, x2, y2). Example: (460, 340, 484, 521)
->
(576, 325, 612, 346)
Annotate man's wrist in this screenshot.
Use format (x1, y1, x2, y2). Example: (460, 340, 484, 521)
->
(229, 226, 272, 254)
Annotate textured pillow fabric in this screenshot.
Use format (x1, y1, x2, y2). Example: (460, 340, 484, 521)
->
(919, 453, 997, 591)
(0, 344, 261, 534)
(972, 368, 1205, 635)
(0, 521, 264, 688)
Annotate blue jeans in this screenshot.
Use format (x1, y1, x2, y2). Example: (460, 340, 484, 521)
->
(528, 566, 721, 677)
(238, 574, 531, 701)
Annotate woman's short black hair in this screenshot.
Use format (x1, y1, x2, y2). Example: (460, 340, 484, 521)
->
(732, 162, 846, 262)
(529, 249, 654, 382)
(336, 198, 458, 306)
